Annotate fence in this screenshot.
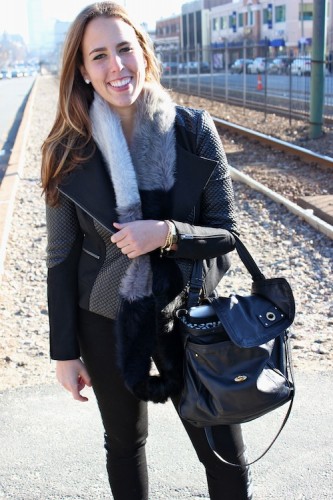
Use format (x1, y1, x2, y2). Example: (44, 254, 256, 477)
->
(160, 44, 333, 124)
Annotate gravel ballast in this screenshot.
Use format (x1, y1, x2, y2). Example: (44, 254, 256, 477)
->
(0, 76, 332, 392)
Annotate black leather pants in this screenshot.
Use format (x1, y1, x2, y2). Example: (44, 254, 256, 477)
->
(78, 308, 252, 500)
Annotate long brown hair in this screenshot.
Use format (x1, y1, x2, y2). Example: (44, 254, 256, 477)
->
(41, 1, 162, 205)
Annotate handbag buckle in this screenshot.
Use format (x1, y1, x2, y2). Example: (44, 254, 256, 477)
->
(234, 375, 248, 383)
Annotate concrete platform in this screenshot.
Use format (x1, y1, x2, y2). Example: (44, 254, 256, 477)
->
(0, 371, 333, 499)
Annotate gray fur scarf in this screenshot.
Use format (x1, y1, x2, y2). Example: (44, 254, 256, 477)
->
(90, 84, 185, 402)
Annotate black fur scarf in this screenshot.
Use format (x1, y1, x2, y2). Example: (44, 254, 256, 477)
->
(90, 84, 185, 402)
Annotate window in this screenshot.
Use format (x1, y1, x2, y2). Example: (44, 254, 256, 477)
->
(189, 12, 194, 47)
(182, 14, 187, 47)
(263, 8, 269, 24)
(171, 24, 177, 34)
(196, 11, 202, 46)
(220, 16, 227, 30)
(213, 17, 218, 31)
(275, 5, 286, 23)
(248, 11, 254, 26)
(238, 13, 244, 28)
(229, 13, 237, 32)
(299, 3, 313, 21)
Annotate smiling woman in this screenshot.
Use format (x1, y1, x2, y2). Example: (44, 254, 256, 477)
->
(80, 16, 147, 139)
(40, 2, 252, 500)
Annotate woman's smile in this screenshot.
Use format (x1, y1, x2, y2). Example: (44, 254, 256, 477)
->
(108, 76, 132, 89)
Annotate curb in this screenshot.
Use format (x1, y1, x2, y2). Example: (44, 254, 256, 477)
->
(0, 77, 37, 280)
(229, 166, 333, 240)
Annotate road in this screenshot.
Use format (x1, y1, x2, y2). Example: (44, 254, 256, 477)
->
(0, 76, 35, 183)
(162, 72, 333, 115)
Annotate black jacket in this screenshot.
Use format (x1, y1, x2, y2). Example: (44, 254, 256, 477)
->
(46, 106, 238, 360)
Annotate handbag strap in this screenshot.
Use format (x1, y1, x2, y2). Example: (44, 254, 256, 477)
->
(204, 332, 295, 468)
(186, 234, 265, 308)
(233, 234, 265, 282)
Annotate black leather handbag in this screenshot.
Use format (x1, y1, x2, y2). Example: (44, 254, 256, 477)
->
(176, 235, 296, 465)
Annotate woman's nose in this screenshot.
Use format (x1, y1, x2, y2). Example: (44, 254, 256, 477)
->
(110, 54, 124, 72)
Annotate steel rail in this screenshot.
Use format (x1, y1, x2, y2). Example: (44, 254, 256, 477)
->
(212, 117, 333, 168)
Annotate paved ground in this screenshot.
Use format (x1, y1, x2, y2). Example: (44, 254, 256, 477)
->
(0, 371, 332, 499)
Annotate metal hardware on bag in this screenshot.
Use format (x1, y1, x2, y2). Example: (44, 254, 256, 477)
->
(266, 311, 276, 321)
(234, 375, 247, 383)
(175, 308, 188, 318)
(195, 353, 199, 358)
(258, 306, 285, 328)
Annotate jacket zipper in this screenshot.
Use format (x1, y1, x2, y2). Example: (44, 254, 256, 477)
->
(180, 233, 223, 240)
(58, 188, 115, 235)
(82, 248, 100, 259)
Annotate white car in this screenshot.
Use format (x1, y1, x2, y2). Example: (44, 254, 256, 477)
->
(247, 57, 267, 74)
(290, 57, 311, 76)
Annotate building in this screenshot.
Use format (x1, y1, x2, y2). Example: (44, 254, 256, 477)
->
(210, 1, 331, 57)
(27, 0, 55, 57)
(155, 14, 181, 61)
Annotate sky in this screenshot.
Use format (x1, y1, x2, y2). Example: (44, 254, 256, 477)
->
(0, 0, 186, 42)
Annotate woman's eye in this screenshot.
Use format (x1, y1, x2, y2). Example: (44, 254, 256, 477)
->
(93, 53, 106, 61)
(120, 46, 132, 53)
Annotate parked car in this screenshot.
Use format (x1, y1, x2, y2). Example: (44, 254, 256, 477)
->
(162, 62, 178, 75)
(290, 57, 311, 76)
(267, 56, 293, 74)
(247, 57, 268, 74)
(179, 61, 211, 73)
(1, 68, 12, 79)
(11, 67, 24, 78)
(230, 58, 253, 74)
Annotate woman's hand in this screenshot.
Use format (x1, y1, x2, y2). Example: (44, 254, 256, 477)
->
(56, 359, 92, 402)
(111, 220, 169, 258)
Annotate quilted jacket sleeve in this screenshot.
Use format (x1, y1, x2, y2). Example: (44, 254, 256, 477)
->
(171, 109, 238, 260)
(46, 193, 83, 360)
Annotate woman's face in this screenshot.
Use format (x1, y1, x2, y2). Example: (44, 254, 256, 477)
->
(80, 16, 146, 115)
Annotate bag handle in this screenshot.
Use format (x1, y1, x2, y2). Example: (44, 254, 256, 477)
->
(187, 234, 264, 308)
(204, 334, 295, 468)
(233, 234, 265, 282)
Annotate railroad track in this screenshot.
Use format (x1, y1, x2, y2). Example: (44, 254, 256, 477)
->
(212, 117, 333, 169)
(211, 117, 333, 240)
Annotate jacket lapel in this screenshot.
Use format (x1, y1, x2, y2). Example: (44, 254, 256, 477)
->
(59, 148, 118, 233)
(171, 143, 217, 220)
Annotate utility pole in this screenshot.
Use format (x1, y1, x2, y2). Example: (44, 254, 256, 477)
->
(309, 0, 327, 139)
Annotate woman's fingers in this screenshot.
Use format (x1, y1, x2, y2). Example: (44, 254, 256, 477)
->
(56, 359, 91, 402)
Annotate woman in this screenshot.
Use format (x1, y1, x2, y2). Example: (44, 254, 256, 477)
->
(41, 2, 252, 499)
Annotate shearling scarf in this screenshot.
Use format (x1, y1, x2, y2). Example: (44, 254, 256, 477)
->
(90, 84, 185, 402)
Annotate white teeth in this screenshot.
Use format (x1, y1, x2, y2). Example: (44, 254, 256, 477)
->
(109, 77, 131, 88)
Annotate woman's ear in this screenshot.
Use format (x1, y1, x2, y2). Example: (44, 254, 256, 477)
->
(80, 66, 90, 84)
